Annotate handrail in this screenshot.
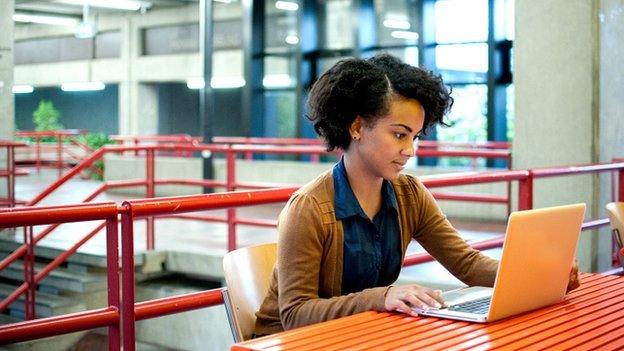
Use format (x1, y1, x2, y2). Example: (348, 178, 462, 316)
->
(0, 159, 622, 348)
(0, 141, 27, 208)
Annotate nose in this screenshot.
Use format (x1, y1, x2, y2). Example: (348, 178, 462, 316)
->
(401, 140, 416, 157)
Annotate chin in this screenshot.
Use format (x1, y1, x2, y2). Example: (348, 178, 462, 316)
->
(384, 171, 402, 181)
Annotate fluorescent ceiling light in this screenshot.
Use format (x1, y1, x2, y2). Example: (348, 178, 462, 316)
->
(213, 0, 233, 3)
(391, 30, 419, 41)
(383, 19, 411, 30)
(55, 0, 151, 11)
(285, 35, 299, 45)
(13, 13, 78, 26)
(275, 1, 298, 11)
(12, 85, 34, 94)
(211, 76, 246, 89)
(263, 74, 292, 88)
(186, 77, 205, 90)
(61, 81, 105, 92)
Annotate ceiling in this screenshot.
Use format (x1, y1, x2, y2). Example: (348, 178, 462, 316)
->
(15, 0, 198, 19)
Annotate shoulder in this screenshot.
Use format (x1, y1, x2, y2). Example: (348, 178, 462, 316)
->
(282, 169, 336, 225)
(390, 173, 425, 204)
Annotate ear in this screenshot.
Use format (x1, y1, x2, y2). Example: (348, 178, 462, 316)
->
(349, 117, 363, 140)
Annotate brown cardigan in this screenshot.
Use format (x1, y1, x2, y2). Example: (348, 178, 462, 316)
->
(254, 170, 498, 336)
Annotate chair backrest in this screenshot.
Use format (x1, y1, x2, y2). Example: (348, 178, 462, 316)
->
(606, 202, 624, 266)
(222, 243, 277, 342)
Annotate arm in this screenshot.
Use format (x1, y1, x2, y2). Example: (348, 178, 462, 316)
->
(408, 177, 499, 287)
(277, 193, 390, 330)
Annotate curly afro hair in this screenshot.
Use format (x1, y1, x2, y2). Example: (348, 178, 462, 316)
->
(306, 53, 453, 151)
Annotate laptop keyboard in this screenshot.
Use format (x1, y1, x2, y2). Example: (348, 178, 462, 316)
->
(448, 296, 491, 314)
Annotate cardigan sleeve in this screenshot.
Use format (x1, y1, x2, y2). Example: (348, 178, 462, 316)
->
(407, 176, 499, 287)
(277, 192, 391, 330)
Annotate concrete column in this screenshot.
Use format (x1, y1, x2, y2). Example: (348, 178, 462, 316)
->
(118, 15, 159, 135)
(0, 1, 15, 201)
(514, 1, 623, 272)
(0, 0, 15, 140)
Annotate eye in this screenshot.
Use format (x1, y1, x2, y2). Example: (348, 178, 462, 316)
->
(395, 133, 407, 139)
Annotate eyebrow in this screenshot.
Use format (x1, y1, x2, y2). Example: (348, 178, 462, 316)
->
(390, 123, 413, 133)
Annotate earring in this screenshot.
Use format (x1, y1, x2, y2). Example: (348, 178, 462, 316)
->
(352, 136, 359, 141)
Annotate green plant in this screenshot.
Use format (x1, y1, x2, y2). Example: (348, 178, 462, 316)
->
(77, 132, 115, 180)
(33, 100, 63, 132)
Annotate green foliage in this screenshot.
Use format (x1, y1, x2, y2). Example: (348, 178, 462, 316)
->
(78, 132, 114, 151)
(76, 132, 115, 181)
(33, 100, 63, 132)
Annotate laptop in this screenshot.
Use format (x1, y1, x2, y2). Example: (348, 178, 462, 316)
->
(413, 203, 586, 323)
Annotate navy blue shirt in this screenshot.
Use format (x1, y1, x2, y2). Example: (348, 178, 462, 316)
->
(333, 159, 402, 295)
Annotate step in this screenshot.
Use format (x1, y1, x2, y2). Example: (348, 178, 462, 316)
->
(0, 282, 85, 319)
(0, 261, 106, 294)
(0, 234, 170, 275)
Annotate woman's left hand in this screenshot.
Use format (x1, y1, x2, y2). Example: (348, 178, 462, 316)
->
(566, 259, 580, 292)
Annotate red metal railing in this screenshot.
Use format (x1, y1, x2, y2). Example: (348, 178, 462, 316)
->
(14, 130, 97, 177)
(0, 159, 623, 348)
(0, 141, 27, 208)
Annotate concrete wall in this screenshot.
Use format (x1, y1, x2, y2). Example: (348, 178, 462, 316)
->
(514, 1, 624, 272)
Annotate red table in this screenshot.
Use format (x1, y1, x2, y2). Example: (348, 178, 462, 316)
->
(232, 274, 624, 350)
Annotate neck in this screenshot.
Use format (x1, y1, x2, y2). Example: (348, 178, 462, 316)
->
(343, 154, 383, 219)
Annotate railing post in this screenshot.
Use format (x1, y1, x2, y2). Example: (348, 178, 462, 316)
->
(7, 145, 15, 208)
(226, 147, 237, 251)
(518, 171, 533, 211)
(146, 148, 155, 250)
(506, 155, 513, 216)
(120, 203, 136, 351)
(619, 168, 624, 202)
(106, 217, 121, 351)
(57, 134, 63, 178)
(23, 226, 35, 320)
(35, 136, 41, 172)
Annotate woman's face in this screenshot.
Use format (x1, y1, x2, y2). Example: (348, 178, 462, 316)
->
(349, 96, 425, 181)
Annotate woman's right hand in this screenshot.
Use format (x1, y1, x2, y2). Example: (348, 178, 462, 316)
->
(384, 285, 446, 317)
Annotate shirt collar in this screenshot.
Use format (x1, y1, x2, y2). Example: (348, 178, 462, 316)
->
(333, 158, 398, 220)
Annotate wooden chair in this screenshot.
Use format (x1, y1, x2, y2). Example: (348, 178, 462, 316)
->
(606, 202, 624, 270)
(222, 243, 277, 342)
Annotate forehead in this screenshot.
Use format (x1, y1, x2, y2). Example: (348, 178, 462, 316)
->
(381, 97, 425, 130)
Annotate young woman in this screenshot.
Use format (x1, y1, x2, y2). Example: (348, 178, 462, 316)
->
(253, 54, 579, 336)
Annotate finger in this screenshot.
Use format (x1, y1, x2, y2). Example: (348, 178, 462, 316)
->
(401, 292, 430, 310)
(394, 301, 419, 317)
(416, 291, 443, 309)
(432, 289, 447, 307)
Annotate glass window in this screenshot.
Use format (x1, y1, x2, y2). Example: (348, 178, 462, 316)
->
(436, 43, 488, 73)
(264, 56, 296, 89)
(375, 0, 418, 47)
(434, 0, 488, 43)
(142, 23, 199, 55)
(323, 0, 354, 50)
(264, 91, 297, 137)
(265, 0, 299, 53)
(437, 84, 487, 143)
(436, 84, 487, 167)
(95, 31, 121, 59)
(506, 84, 514, 141)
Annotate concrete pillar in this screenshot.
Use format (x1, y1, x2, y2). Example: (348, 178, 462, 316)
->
(514, 1, 624, 272)
(0, 0, 15, 140)
(117, 15, 159, 135)
(0, 1, 15, 201)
